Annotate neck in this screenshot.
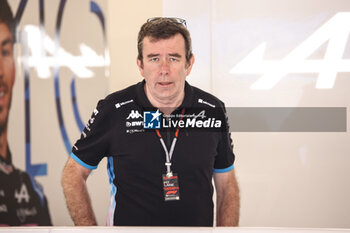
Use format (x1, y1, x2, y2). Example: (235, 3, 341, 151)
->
(0, 130, 7, 159)
(144, 87, 185, 116)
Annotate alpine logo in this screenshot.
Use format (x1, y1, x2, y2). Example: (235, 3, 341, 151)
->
(15, 184, 30, 204)
(230, 12, 350, 89)
(126, 110, 143, 120)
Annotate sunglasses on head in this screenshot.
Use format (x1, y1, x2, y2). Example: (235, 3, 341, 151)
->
(146, 17, 187, 27)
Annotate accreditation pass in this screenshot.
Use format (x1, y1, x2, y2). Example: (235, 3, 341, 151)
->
(162, 173, 180, 201)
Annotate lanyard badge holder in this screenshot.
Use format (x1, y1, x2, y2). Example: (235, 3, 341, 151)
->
(156, 108, 185, 201)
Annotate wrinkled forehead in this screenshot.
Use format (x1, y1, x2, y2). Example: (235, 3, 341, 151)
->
(142, 34, 186, 53)
(145, 32, 185, 44)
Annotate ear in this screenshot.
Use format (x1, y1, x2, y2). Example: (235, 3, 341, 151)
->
(185, 55, 195, 76)
(136, 57, 144, 77)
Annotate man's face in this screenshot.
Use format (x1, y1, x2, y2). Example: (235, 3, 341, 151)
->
(137, 33, 194, 104)
(0, 23, 15, 133)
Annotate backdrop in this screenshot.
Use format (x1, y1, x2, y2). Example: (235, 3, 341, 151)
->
(7, 0, 350, 228)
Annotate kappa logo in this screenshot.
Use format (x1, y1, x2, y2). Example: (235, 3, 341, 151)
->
(126, 110, 143, 120)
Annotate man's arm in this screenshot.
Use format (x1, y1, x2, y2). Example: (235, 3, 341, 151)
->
(213, 169, 240, 226)
(61, 157, 97, 225)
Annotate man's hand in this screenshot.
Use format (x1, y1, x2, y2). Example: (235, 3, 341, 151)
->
(213, 169, 240, 226)
(61, 157, 97, 225)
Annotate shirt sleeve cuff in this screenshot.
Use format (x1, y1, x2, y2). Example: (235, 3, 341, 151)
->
(213, 164, 234, 173)
(70, 152, 98, 170)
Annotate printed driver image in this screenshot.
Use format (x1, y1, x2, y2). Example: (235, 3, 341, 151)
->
(0, 0, 52, 226)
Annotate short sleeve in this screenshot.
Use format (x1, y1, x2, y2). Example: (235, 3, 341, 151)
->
(213, 104, 235, 173)
(71, 99, 111, 169)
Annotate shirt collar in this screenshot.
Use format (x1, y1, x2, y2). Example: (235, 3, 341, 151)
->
(135, 80, 194, 113)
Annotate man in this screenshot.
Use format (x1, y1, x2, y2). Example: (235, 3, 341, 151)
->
(62, 17, 239, 226)
(0, 0, 52, 226)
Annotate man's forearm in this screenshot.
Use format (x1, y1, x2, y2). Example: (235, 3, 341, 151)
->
(215, 170, 240, 226)
(216, 185, 240, 226)
(61, 162, 97, 225)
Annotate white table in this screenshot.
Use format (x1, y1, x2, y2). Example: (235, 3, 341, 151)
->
(0, 227, 349, 233)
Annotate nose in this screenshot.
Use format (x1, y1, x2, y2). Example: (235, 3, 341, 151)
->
(159, 59, 169, 76)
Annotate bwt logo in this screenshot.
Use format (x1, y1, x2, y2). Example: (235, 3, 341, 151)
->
(143, 110, 162, 129)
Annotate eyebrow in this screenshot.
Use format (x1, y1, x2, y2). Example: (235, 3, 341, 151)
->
(168, 53, 182, 58)
(1, 38, 13, 47)
(147, 53, 160, 58)
(146, 53, 182, 58)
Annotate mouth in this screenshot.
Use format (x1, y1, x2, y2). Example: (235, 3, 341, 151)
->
(0, 84, 8, 99)
(158, 82, 173, 87)
(0, 87, 8, 104)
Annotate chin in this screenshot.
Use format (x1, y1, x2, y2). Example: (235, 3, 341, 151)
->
(0, 109, 9, 129)
(158, 91, 176, 99)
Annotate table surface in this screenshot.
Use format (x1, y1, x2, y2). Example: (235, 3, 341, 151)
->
(0, 227, 349, 233)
